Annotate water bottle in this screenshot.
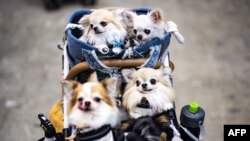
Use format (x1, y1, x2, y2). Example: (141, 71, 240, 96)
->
(180, 102, 205, 141)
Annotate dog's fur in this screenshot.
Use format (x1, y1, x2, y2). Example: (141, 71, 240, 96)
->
(123, 9, 167, 44)
(118, 111, 172, 141)
(78, 9, 128, 54)
(62, 72, 120, 140)
(121, 67, 175, 119)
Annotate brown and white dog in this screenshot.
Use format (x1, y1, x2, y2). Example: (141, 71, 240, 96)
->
(62, 72, 120, 141)
(78, 8, 128, 54)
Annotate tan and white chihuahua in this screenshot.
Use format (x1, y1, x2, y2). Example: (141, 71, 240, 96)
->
(62, 72, 120, 141)
(122, 67, 175, 119)
(78, 9, 128, 54)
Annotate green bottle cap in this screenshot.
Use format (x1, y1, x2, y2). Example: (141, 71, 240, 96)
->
(189, 102, 199, 113)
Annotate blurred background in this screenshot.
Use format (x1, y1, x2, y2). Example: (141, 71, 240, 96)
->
(0, 0, 249, 140)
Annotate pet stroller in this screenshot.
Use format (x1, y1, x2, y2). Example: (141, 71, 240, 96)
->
(37, 8, 205, 141)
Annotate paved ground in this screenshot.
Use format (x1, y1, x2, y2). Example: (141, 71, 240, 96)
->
(0, 0, 249, 140)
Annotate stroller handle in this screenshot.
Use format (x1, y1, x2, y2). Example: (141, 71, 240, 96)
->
(65, 58, 174, 80)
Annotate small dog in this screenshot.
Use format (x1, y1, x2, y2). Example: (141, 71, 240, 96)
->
(121, 66, 175, 119)
(62, 72, 120, 141)
(117, 111, 173, 141)
(78, 9, 128, 54)
(121, 10, 140, 48)
(123, 9, 167, 44)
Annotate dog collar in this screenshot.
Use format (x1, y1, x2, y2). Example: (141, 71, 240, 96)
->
(76, 124, 112, 141)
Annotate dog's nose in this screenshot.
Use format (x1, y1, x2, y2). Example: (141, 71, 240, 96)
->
(93, 27, 99, 32)
(142, 83, 147, 88)
(137, 34, 143, 40)
(85, 101, 91, 107)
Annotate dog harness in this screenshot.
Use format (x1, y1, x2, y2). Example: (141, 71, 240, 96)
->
(76, 124, 113, 141)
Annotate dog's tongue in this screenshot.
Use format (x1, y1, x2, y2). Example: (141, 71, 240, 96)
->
(137, 97, 151, 109)
(78, 105, 91, 112)
(83, 107, 92, 112)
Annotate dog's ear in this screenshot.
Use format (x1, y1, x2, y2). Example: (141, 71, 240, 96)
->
(78, 15, 90, 28)
(88, 72, 99, 82)
(121, 68, 136, 82)
(62, 80, 79, 100)
(102, 77, 119, 96)
(153, 111, 170, 129)
(159, 65, 172, 76)
(159, 65, 172, 73)
(149, 9, 164, 23)
(120, 119, 135, 131)
(122, 10, 135, 28)
(158, 66, 173, 87)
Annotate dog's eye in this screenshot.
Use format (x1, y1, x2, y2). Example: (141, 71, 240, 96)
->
(100, 21, 107, 27)
(90, 24, 93, 28)
(78, 97, 83, 102)
(144, 29, 151, 34)
(133, 29, 137, 34)
(150, 79, 156, 85)
(94, 97, 101, 102)
(136, 80, 141, 86)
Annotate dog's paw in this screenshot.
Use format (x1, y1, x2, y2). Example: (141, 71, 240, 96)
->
(173, 31, 185, 44)
(164, 103, 174, 110)
(112, 47, 122, 54)
(86, 37, 96, 45)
